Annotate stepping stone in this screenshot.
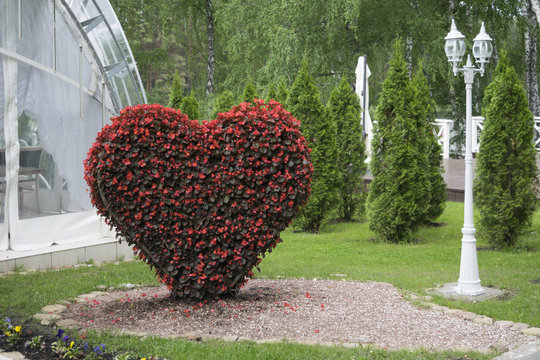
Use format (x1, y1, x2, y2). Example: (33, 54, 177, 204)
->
(511, 323, 530, 331)
(495, 320, 515, 328)
(182, 332, 202, 341)
(446, 309, 466, 317)
(522, 327, 540, 337)
(459, 311, 479, 320)
(474, 316, 494, 325)
(0, 352, 26, 360)
(256, 338, 281, 344)
(33, 313, 60, 323)
(493, 341, 540, 360)
(41, 304, 66, 314)
(429, 304, 448, 312)
(75, 292, 104, 302)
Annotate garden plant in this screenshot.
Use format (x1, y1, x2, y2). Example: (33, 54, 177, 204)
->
(326, 76, 366, 220)
(287, 58, 339, 232)
(168, 71, 183, 109)
(211, 90, 235, 118)
(368, 39, 431, 243)
(411, 65, 446, 224)
(84, 100, 312, 299)
(474, 52, 540, 249)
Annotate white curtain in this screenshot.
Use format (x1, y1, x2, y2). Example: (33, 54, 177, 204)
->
(0, 0, 118, 251)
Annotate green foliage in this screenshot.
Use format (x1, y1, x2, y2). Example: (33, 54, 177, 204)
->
(240, 80, 258, 103)
(412, 65, 446, 223)
(288, 59, 338, 232)
(326, 77, 366, 220)
(168, 71, 184, 108)
(180, 92, 201, 120)
(474, 52, 539, 249)
(276, 77, 289, 105)
(212, 90, 235, 118)
(111, 0, 531, 131)
(368, 39, 430, 243)
(266, 81, 277, 101)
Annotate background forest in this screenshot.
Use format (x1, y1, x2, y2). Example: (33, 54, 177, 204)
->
(110, 0, 540, 153)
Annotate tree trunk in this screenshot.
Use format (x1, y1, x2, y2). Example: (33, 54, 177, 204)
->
(205, 0, 215, 95)
(406, 2, 419, 78)
(530, 0, 540, 25)
(525, 0, 540, 115)
(406, 36, 413, 78)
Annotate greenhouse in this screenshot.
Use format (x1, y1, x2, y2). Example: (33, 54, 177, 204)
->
(0, 0, 146, 256)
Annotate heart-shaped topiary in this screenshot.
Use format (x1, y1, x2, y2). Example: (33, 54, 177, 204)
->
(84, 100, 312, 299)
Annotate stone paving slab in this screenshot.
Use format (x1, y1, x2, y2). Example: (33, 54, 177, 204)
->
(429, 282, 504, 302)
(0, 352, 25, 360)
(493, 340, 540, 360)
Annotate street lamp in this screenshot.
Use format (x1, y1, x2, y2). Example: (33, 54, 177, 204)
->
(444, 19, 493, 296)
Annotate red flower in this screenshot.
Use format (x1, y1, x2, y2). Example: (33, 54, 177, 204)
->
(84, 101, 312, 300)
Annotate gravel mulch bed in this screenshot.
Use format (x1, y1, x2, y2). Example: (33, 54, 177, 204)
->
(61, 279, 535, 353)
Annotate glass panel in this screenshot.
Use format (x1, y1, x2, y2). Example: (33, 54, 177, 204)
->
(66, 0, 100, 22)
(17, 111, 65, 219)
(55, 8, 83, 84)
(17, 2, 54, 69)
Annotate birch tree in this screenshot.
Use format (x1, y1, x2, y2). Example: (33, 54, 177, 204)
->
(524, 0, 540, 115)
(530, 0, 540, 24)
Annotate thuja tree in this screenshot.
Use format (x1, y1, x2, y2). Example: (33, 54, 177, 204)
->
(327, 77, 366, 220)
(411, 65, 446, 223)
(276, 78, 289, 105)
(168, 71, 183, 108)
(266, 81, 278, 101)
(212, 90, 235, 118)
(180, 91, 201, 120)
(241, 80, 258, 103)
(474, 53, 539, 249)
(368, 39, 430, 243)
(288, 58, 338, 231)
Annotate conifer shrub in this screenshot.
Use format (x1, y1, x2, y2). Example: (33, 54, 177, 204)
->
(276, 78, 289, 105)
(327, 77, 366, 220)
(266, 81, 278, 101)
(287, 58, 338, 232)
(241, 80, 258, 103)
(474, 53, 539, 249)
(168, 71, 183, 109)
(412, 66, 446, 223)
(212, 90, 235, 118)
(368, 39, 430, 243)
(180, 92, 201, 120)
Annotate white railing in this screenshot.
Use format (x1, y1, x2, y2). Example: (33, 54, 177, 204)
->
(433, 119, 454, 159)
(471, 116, 540, 154)
(535, 118, 540, 151)
(472, 116, 484, 154)
(435, 117, 540, 158)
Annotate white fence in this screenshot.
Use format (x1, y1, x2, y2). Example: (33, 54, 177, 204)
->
(434, 117, 540, 159)
(432, 119, 453, 159)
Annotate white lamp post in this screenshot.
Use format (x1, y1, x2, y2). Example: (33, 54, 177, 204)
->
(444, 19, 493, 296)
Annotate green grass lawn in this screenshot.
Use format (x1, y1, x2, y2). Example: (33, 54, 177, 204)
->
(0, 202, 538, 359)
